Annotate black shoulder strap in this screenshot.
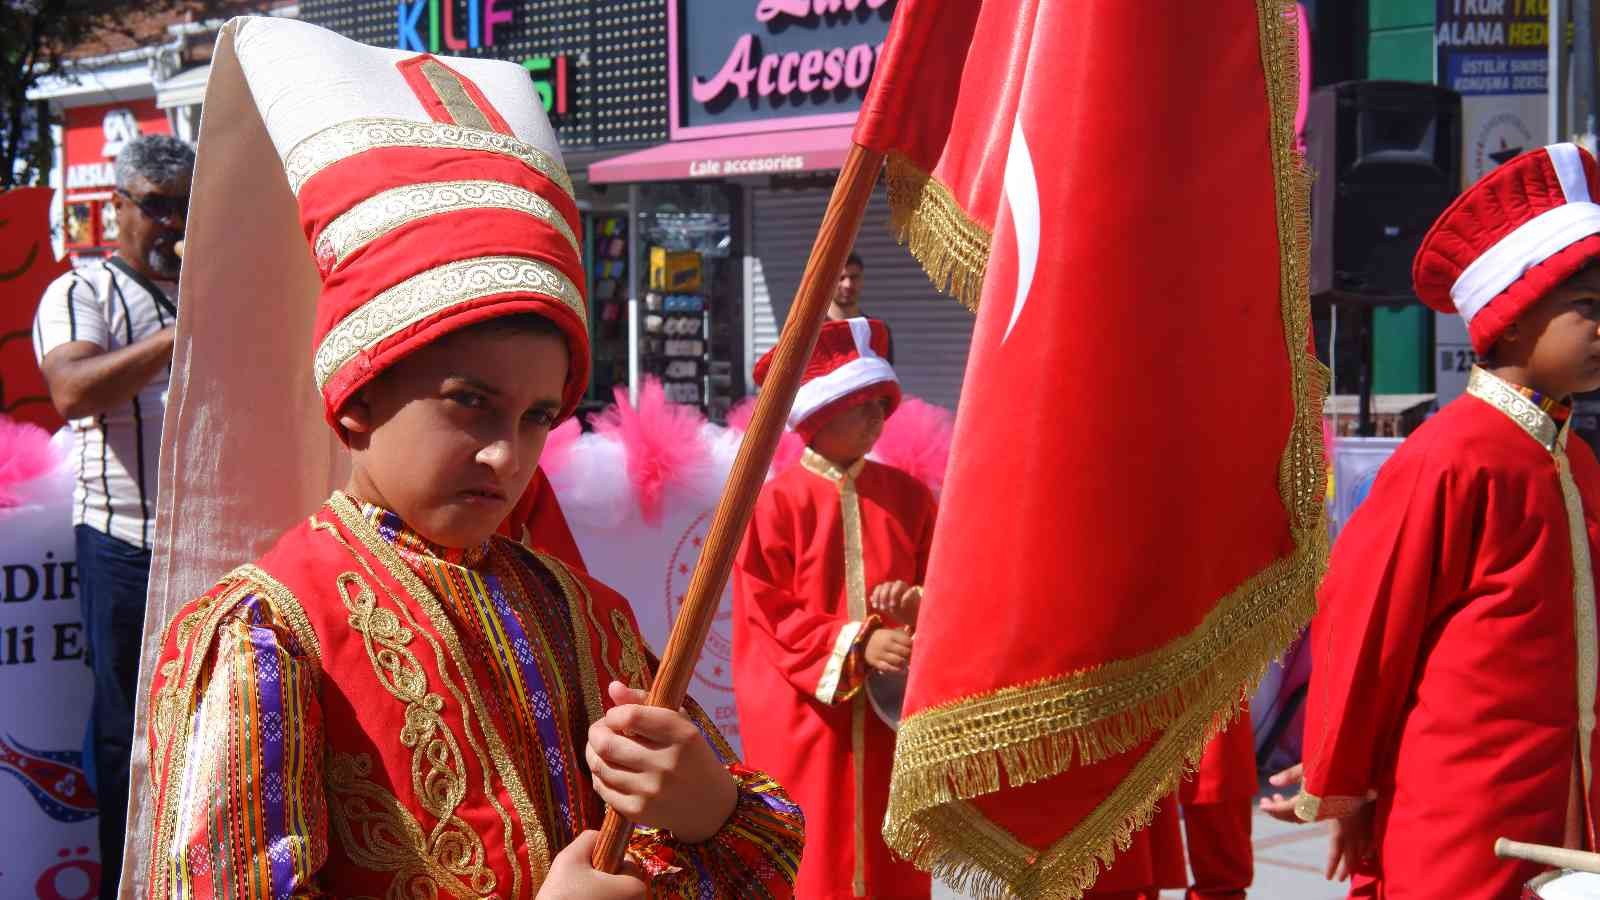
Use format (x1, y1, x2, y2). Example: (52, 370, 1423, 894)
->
(106, 256, 178, 320)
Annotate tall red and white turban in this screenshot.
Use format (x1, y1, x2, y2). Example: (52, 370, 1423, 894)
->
(234, 16, 588, 424)
(1415, 142, 1600, 355)
(754, 317, 901, 441)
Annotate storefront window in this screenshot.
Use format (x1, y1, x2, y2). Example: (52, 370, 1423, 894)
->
(585, 209, 631, 410)
(635, 182, 744, 421)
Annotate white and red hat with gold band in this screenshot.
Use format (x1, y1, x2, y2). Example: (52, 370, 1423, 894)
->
(754, 317, 900, 440)
(230, 16, 587, 425)
(1414, 142, 1600, 355)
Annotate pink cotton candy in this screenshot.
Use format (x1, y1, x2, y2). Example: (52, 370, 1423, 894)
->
(872, 395, 955, 497)
(0, 415, 60, 509)
(727, 397, 805, 475)
(591, 378, 710, 525)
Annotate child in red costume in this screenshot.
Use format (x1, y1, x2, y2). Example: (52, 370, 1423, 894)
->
(138, 17, 802, 899)
(1279, 143, 1600, 899)
(734, 317, 937, 899)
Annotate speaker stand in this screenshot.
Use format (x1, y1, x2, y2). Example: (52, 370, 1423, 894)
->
(1322, 298, 1379, 438)
(1356, 304, 1375, 437)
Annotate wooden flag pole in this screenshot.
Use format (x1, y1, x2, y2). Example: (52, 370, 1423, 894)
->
(591, 142, 885, 873)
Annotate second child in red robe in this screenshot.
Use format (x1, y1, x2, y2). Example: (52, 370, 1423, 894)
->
(1302, 367, 1600, 898)
(734, 318, 938, 899)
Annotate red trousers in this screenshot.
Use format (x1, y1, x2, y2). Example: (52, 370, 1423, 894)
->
(1179, 800, 1253, 900)
(1083, 800, 1252, 900)
(1086, 712, 1255, 900)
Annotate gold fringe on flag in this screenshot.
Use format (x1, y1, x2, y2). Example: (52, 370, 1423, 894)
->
(882, 152, 993, 312)
(877, 1, 1328, 896)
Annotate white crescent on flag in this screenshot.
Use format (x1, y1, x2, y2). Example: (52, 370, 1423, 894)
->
(1001, 116, 1039, 344)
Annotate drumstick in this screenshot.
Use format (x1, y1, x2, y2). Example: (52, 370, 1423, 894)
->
(1495, 837, 1600, 874)
(174, 240, 185, 259)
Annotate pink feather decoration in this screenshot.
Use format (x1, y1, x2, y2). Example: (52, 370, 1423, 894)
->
(538, 417, 581, 480)
(591, 378, 709, 525)
(727, 397, 805, 475)
(872, 396, 955, 496)
(0, 415, 60, 509)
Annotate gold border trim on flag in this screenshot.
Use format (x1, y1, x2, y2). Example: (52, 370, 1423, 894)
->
(886, 548, 1322, 787)
(876, 3, 1330, 896)
(314, 180, 581, 272)
(284, 117, 574, 199)
(313, 255, 585, 389)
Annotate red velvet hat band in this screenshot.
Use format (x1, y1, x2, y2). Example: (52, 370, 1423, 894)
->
(294, 139, 588, 424)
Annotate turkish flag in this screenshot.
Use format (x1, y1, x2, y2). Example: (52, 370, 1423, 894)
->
(0, 188, 69, 432)
(854, 1, 1326, 896)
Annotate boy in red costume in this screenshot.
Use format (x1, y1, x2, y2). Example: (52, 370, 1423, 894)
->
(137, 17, 801, 899)
(1287, 143, 1600, 899)
(733, 317, 936, 899)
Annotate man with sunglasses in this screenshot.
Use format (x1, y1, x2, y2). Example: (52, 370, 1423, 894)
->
(31, 132, 190, 900)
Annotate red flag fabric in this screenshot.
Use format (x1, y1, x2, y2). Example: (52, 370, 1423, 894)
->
(853, 2, 1324, 897)
(0, 188, 70, 432)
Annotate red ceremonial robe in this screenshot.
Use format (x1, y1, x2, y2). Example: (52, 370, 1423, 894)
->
(1302, 367, 1600, 899)
(144, 492, 804, 898)
(733, 448, 937, 899)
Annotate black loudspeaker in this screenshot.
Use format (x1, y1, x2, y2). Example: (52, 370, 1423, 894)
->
(1306, 81, 1463, 302)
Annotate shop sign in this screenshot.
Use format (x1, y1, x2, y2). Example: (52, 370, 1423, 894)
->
(669, 0, 896, 140)
(1435, 0, 1549, 187)
(63, 101, 170, 194)
(390, 0, 573, 119)
(304, 0, 663, 146)
(522, 54, 572, 118)
(396, 0, 515, 52)
(687, 152, 805, 177)
(61, 99, 172, 249)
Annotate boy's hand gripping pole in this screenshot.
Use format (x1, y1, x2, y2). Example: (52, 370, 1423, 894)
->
(590, 143, 885, 873)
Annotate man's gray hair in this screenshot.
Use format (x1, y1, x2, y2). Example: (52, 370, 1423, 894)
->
(114, 134, 195, 190)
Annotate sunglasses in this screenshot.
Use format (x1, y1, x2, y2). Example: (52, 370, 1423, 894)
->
(117, 189, 189, 222)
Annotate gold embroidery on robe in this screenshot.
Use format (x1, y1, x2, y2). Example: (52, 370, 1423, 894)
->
(326, 752, 495, 899)
(325, 496, 550, 886)
(612, 609, 653, 691)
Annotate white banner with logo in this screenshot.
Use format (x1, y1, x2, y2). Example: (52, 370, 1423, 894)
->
(567, 505, 746, 751)
(0, 429, 101, 899)
(1435, 3, 1549, 187)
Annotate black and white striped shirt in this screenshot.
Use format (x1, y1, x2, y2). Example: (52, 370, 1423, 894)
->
(32, 258, 175, 549)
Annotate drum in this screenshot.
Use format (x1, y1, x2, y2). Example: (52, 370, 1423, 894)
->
(866, 669, 906, 731)
(1525, 870, 1600, 898)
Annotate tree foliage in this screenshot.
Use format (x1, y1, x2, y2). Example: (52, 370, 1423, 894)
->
(0, 0, 223, 189)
